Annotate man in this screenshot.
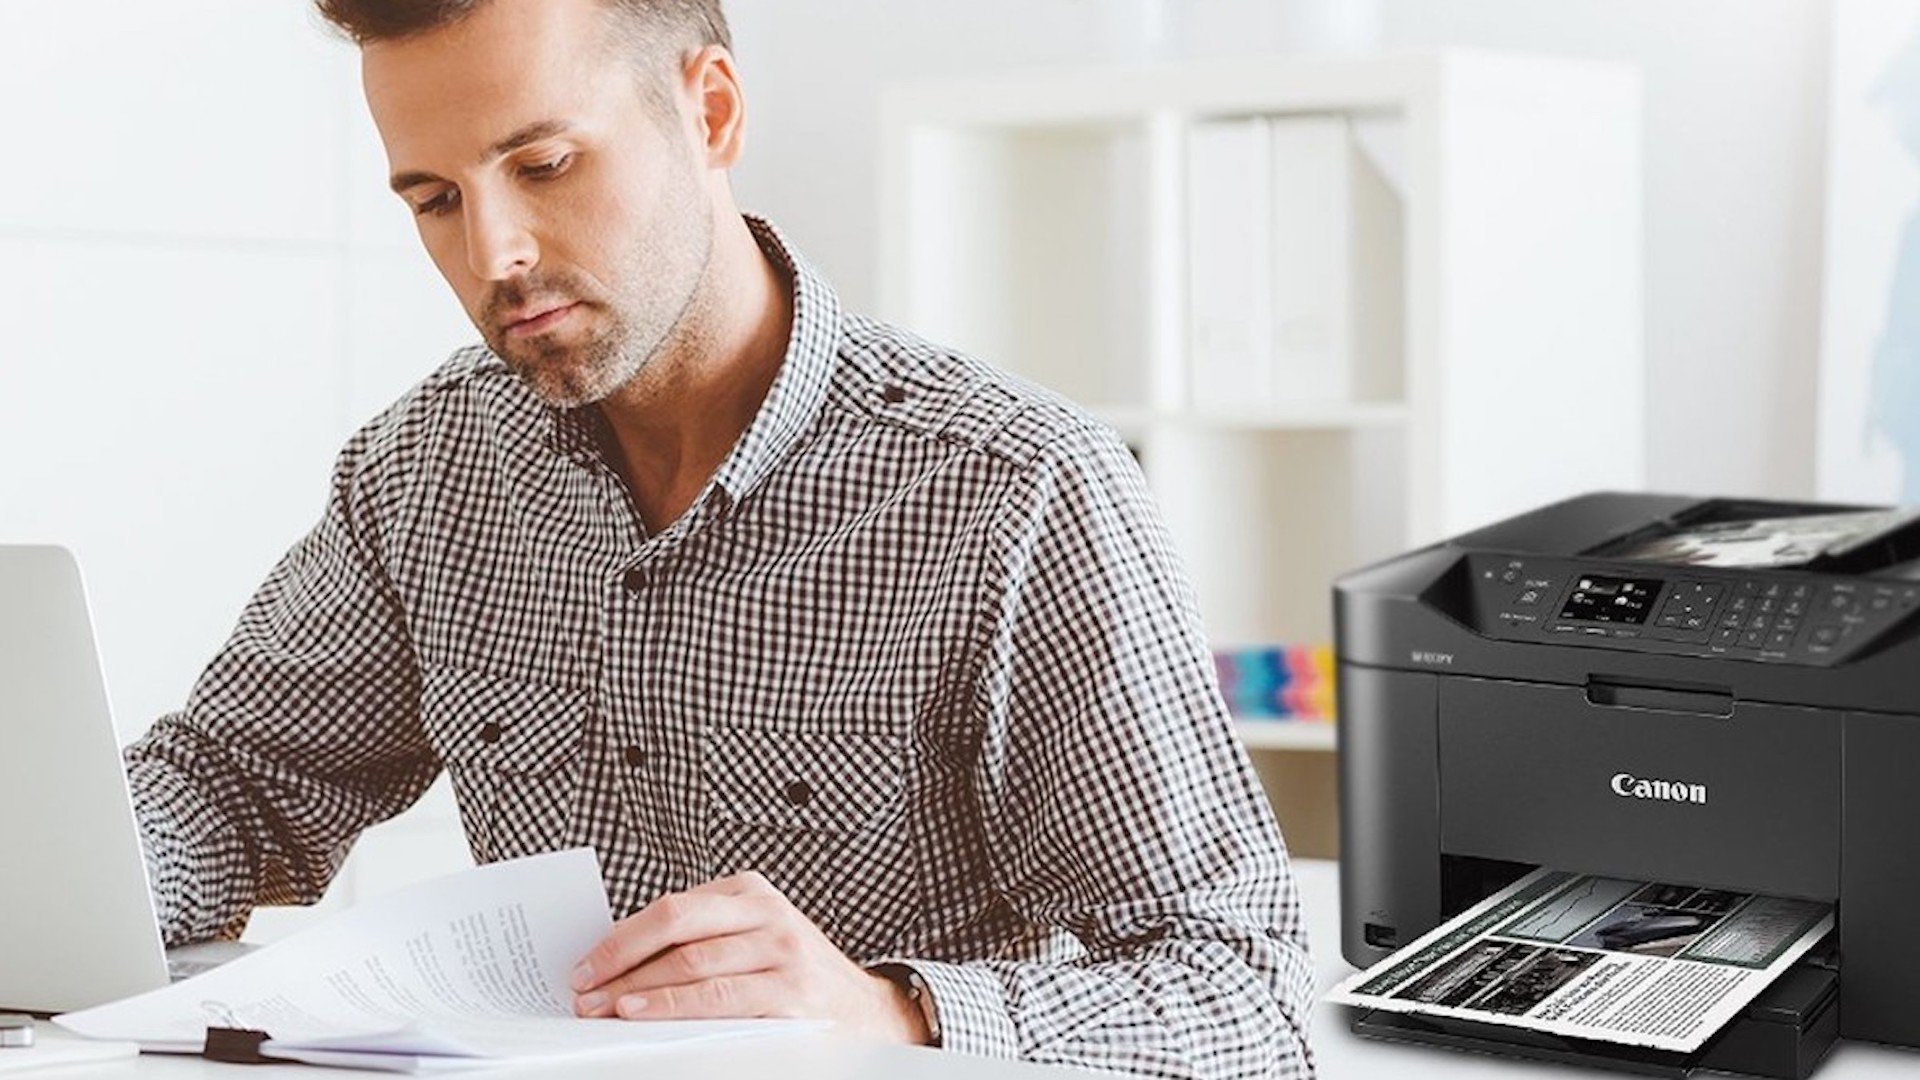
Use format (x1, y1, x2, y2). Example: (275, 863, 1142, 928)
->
(123, 0, 1315, 1075)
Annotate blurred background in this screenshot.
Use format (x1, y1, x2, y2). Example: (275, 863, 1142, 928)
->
(2, 0, 1909, 935)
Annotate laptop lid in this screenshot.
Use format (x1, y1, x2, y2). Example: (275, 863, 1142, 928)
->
(0, 545, 170, 1013)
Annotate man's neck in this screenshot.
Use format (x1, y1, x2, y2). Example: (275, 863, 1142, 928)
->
(594, 214, 794, 534)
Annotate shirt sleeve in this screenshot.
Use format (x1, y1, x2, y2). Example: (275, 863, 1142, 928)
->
(123, 419, 437, 946)
(878, 423, 1316, 1079)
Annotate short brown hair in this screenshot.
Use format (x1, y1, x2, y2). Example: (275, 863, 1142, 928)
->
(315, 0, 731, 55)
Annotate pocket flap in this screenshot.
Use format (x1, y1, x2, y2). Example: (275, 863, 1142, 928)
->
(423, 665, 585, 774)
(702, 726, 904, 836)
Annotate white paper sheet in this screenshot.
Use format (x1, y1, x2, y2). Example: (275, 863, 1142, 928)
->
(55, 848, 819, 1069)
(264, 1017, 811, 1073)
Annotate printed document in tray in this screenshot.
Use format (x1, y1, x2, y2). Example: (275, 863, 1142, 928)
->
(1329, 868, 1834, 1053)
(54, 848, 819, 1072)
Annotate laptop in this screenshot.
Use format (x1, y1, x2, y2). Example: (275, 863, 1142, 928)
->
(0, 545, 246, 1015)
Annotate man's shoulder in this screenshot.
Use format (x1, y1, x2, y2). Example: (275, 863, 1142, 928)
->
(833, 314, 1128, 477)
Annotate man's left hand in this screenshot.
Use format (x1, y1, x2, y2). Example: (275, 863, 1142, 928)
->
(569, 870, 931, 1045)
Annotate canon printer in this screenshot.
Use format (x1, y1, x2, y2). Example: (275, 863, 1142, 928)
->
(1334, 492, 1920, 1078)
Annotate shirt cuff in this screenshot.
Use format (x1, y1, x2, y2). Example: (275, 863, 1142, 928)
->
(867, 957, 1020, 1060)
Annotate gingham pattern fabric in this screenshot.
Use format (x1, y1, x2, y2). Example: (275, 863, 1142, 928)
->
(124, 217, 1315, 1079)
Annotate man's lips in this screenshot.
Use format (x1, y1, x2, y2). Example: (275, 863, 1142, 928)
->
(503, 302, 581, 338)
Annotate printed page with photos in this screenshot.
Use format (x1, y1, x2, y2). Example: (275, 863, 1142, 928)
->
(1329, 868, 1834, 1053)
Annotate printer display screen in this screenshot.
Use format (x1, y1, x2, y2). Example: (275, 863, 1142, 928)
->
(1559, 575, 1663, 624)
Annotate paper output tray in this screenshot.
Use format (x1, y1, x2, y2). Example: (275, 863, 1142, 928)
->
(1347, 964, 1839, 1079)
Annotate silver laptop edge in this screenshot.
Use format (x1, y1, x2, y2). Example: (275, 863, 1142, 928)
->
(0, 545, 176, 1014)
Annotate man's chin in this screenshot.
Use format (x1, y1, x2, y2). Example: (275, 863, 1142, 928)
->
(520, 368, 616, 410)
(493, 349, 603, 409)
(490, 322, 662, 410)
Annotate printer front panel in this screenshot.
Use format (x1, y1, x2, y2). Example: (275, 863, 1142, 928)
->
(1435, 676, 1840, 901)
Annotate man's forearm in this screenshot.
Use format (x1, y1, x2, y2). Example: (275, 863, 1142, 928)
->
(125, 750, 261, 946)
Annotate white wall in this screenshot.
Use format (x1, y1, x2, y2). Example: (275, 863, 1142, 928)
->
(0, 2, 476, 930)
(0, 3, 475, 741)
(729, 0, 1832, 500)
(1380, 0, 1830, 500)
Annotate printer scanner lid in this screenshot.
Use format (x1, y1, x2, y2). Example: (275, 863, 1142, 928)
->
(1583, 499, 1920, 575)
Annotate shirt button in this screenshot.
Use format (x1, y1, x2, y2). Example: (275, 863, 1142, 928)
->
(478, 722, 502, 745)
(882, 385, 907, 404)
(782, 780, 814, 807)
(622, 568, 650, 593)
(623, 745, 646, 769)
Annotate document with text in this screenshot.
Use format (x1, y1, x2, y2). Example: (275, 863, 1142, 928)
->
(55, 848, 819, 1072)
(1329, 868, 1834, 1053)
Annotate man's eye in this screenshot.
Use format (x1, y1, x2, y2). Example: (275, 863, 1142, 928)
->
(521, 153, 575, 180)
(414, 190, 459, 218)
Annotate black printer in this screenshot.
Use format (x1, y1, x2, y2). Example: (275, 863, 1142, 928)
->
(1334, 492, 1920, 1078)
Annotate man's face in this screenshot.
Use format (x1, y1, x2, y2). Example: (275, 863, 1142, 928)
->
(364, 0, 716, 408)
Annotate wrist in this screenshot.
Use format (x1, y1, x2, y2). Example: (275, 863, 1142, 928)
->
(867, 967, 935, 1046)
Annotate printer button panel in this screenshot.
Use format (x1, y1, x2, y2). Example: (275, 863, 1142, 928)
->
(1467, 555, 1920, 666)
(1801, 582, 1919, 657)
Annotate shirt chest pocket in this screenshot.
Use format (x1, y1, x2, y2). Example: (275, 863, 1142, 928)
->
(701, 725, 917, 959)
(425, 665, 587, 864)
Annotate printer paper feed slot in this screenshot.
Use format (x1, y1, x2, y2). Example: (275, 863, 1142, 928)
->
(1328, 866, 1836, 1060)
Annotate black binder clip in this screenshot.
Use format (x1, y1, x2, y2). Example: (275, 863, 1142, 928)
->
(204, 1027, 279, 1064)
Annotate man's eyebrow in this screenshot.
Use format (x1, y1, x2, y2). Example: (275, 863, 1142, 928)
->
(388, 119, 576, 195)
(487, 119, 573, 160)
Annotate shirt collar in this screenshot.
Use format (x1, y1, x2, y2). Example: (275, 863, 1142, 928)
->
(705, 215, 842, 506)
(540, 214, 843, 509)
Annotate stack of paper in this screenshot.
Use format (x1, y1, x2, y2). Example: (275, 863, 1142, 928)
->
(55, 849, 820, 1073)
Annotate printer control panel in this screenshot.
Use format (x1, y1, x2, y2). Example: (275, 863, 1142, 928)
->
(1465, 555, 1920, 665)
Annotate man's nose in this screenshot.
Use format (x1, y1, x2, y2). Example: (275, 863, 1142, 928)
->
(463, 195, 538, 281)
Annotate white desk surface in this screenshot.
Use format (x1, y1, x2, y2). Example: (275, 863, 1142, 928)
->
(22, 859, 1920, 1077)
(20, 1027, 1086, 1078)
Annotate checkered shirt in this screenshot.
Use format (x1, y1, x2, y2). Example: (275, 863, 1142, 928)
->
(124, 217, 1315, 1078)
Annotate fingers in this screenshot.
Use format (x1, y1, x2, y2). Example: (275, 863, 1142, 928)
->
(577, 927, 805, 1017)
(572, 872, 781, 995)
(609, 971, 806, 1022)
(574, 930, 771, 1017)
(566, 872, 875, 1031)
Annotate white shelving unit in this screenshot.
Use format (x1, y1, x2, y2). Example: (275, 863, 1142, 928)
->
(1234, 720, 1339, 752)
(877, 51, 1644, 856)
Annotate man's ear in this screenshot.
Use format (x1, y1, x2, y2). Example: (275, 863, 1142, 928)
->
(685, 44, 746, 170)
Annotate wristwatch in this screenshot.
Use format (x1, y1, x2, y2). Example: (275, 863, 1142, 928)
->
(871, 963, 941, 1047)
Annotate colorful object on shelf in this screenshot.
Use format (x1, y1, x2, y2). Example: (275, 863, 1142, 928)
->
(1214, 643, 1336, 721)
